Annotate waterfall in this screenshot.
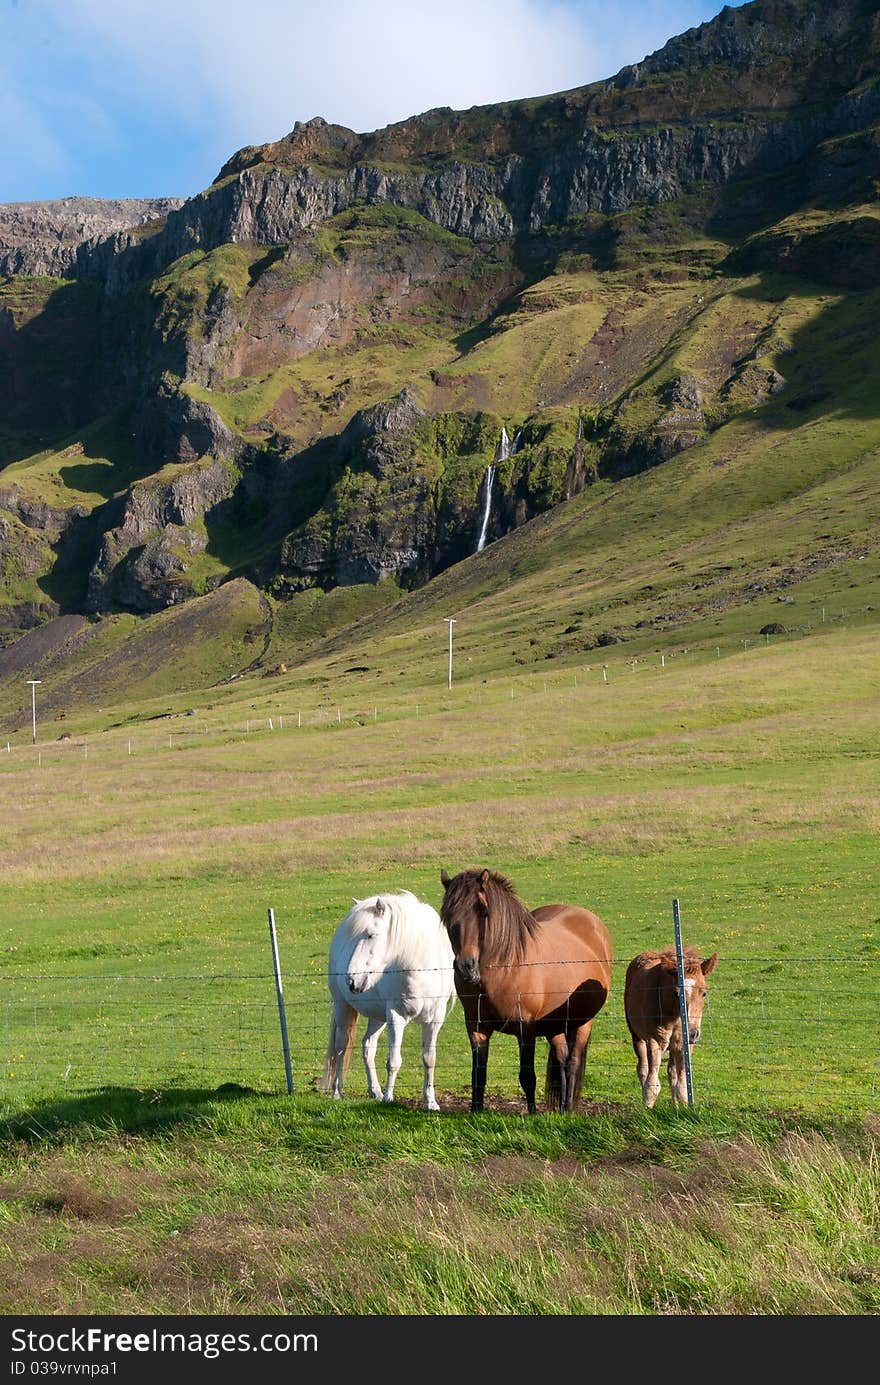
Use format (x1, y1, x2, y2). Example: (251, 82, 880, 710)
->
(476, 427, 513, 553)
(476, 465, 496, 553)
(511, 428, 523, 454)
(576, 415, 584, 441)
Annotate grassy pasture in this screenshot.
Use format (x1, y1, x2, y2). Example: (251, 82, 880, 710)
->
(1, 1093, 877, 1315)
(0, 619, 877, 1113)
(0, 616, 878, 1314)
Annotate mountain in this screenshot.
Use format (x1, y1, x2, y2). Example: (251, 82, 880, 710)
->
(1, 0, 879, 725)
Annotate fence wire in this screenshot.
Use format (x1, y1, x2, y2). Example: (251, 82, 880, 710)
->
(0, 958, 877, 1114)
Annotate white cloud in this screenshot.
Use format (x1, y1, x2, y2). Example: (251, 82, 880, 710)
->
(46, 0, 598, 145)
(4, 0, 731, 198)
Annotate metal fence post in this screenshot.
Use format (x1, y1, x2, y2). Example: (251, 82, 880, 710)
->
(268, 907, 294, 1095)
(672, 897, 694, 1107)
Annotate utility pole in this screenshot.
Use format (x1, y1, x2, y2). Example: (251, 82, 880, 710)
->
(26, 680, 41, 745)
(444, 618, 457, 689)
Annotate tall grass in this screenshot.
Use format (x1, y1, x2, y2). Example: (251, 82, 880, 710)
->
(0, 1092, 877, 1314)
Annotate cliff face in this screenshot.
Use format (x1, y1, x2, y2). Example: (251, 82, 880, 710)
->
(91, 93, 878, 293)
(6, 3, 879, 294)
(3, 0, 880, 636)
(49, 83, 880, 294)
(0, 197, 185, 278)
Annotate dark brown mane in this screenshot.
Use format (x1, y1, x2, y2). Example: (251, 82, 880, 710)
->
(442, 868, 538, 967)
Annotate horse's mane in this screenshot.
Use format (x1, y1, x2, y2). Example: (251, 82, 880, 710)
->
(655, 946, 706, 976)
(344, 890, 447, 968)
(444, 869, 538, 967)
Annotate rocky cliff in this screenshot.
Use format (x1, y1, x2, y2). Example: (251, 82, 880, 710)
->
(7, 3, 880, 294)
(2, 0, 880, 638)
(86, 88, 880, 296)
(0, 197, 185, 278)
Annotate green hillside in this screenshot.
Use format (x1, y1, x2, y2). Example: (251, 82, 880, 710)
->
(1, 245, 878, 736)
(1, 0, 879, 720)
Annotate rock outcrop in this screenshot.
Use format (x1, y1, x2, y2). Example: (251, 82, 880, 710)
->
(86, 456, 237, 612)
(56, 85, 880, 295)
(0, 197, 184, 278)
(280, 389, 436, 588)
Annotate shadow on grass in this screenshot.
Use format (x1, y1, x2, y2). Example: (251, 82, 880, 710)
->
(0, 1081, 259, 1144)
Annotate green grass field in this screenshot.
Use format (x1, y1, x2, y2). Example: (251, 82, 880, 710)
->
(0, 616, 876, 1115)
(0, 610, 878, 1312)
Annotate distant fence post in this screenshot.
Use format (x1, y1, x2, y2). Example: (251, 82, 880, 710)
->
(672, 897, 694, 1107)
(267, 907, 294, 1096)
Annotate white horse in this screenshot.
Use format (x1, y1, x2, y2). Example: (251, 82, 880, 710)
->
(320, 891, 456, 1111)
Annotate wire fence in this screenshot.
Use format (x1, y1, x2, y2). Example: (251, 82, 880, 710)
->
(0, 604, 870, 768)
(1, 957, 877, 1114)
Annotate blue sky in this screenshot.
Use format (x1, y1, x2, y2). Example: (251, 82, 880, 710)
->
(2, 0, 743, 203)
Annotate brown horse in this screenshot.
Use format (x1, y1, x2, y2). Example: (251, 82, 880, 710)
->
(439, 867, 613, 1113)
(623, 947, 718, 1107)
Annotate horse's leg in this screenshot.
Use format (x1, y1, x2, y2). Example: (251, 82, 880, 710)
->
(361, 1016, 386, 1100)
(632, 1035, 650, 1106)
(517, 1033, 537, 1115)
(469, 1029, 491, 1113)
(383, 1009, 407, 1103)
(420, 1018, 443, 1112)
(667, 1040, 688, 1106)
(566, 1019, 592, 1112)
(641, 1038, 664, 1108)
(326, 1008, 343, 1098)
(547, 1032, 570, 1112)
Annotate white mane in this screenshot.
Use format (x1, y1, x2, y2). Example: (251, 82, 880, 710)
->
(341, 890, 450, 970)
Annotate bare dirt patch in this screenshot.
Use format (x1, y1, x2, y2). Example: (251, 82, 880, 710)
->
(0, 614, 91, 678)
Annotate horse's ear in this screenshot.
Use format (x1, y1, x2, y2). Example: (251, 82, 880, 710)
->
(351, 897, 360, 906)
(373, 897, 386, 916)
(440, 869, 451, 890)
(702, 952, 718, 976)
(478, 870, 492, 909)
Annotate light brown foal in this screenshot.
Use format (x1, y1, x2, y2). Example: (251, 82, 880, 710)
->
(624, 947, 718, 1107)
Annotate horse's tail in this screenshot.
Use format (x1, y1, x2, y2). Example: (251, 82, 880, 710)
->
(319, 1005, 358, 1092)
(543, 1039, 588, 1113)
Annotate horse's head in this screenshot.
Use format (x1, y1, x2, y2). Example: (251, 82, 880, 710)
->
(439, 868, 488, 984)
(678, 952, 718, 1044)
(346, 896, 391, 994)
